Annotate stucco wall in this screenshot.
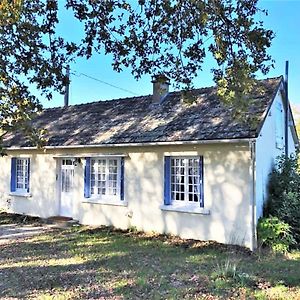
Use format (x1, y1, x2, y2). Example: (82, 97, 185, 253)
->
(0, 153, 59, 217)
(0, 143, 253, 248)
(255, 90, 297, 222)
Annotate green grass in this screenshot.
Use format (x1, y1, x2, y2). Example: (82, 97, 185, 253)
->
(0, 213, 299, 299)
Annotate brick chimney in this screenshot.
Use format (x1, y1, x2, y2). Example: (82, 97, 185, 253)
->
(151, 74, 170, 103)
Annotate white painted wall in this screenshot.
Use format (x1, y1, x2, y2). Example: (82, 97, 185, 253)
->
(0, 153, 59, 217)
(0, 143, 253, 248)
(255, 89, 297, 222)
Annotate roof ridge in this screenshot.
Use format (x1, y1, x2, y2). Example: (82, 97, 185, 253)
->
(41, 76, 283, 112)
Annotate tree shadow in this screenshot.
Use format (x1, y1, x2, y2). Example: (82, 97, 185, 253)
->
(0, 228, 299, 299)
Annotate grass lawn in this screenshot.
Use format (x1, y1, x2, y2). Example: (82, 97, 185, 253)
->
(0, 213, 299, 300)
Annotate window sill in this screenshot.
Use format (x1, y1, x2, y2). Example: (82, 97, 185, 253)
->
(9, 192, 32, 198)
(82, 199, 128, 207)
(160, 204, 210, 215)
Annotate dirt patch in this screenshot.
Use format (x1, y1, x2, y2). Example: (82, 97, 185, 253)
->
(0, 212, 41, 225)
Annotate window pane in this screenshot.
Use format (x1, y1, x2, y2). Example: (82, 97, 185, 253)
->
(171, 158, 185, 202)
(90, 159, 96, 195)
(187, 158, 200, 203)
(107, 159, 118, 196)
(90, 158, 120, 198)
(62, 168, 74, 193)
(170, 157, 202, 204)
(16, 158, 28, 190)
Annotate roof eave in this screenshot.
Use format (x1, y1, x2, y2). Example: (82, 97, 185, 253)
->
(4, 137, 255, 151)
(255, 76, 284, 138)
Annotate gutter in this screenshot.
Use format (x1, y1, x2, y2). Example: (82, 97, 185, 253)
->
(5, 137, 253, 151)
(52, 153, 128, 158)
(249, 139, 257, 251)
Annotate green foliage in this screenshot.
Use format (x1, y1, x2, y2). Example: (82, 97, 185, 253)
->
(212, 259, 238, 280)
(0, 0, 69, 153)
(265, 155, 300, 244)
(211, 259, 253, 287)
(257, 216, 295, 253)
(0, 0, 274, 150)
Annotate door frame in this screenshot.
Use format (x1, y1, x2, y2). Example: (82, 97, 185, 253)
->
(58, 157, 75, 217)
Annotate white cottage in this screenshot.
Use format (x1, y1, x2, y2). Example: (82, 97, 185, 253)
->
(0, 75, 298, 250)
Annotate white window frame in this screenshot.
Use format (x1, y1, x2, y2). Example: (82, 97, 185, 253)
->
(16, 158, 30, 194)
(90, 157, 122, 202)
(61, 159, 75, 193)
(170, 156, 203, 208)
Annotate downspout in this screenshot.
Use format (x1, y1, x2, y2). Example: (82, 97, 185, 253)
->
(285, 61, 289, 157)
(249, 139, 257, 251)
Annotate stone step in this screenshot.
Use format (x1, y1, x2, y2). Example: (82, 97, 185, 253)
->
(43, 216, 79, 228)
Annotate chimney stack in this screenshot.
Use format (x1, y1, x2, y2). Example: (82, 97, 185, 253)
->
(152, 74, 170, 103)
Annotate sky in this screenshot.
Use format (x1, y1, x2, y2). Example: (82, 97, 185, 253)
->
(42, 0, 300, 109)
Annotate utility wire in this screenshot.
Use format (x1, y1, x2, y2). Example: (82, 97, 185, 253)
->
(70, 69, 139, 96)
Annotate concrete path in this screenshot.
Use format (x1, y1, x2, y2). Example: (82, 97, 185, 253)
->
(0, 223, 54, 245)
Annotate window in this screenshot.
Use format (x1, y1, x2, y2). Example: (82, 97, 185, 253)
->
(164, 156, 204, 207)
(84, 157, 124, 202)
(275, 102, 284, 149)
(61, 159, 74, 193)
(11, 158, 30, 194)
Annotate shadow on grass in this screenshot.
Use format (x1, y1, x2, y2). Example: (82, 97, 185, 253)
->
(0, 226, 299, 299)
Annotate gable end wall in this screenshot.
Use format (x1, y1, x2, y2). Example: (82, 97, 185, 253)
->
(255, 89, 297, 221)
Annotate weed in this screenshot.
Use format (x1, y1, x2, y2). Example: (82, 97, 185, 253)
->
(211, 258, 254, 287)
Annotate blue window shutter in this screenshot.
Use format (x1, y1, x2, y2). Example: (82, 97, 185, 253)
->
(27, 159, 30, 193)
(120, 158, 125, 201)
(199, 156, 204, 208)
(10, 158, 17, 192)
(84, 158, 91, 198)
(164, 156, 171, 205)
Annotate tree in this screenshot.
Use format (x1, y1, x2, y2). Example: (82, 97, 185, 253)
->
(0, 0, 274, 151)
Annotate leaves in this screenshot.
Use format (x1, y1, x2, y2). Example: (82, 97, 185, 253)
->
(257, 216, 296, 253)
(0, 0, 274, 150)
(265, 155, 300, 245)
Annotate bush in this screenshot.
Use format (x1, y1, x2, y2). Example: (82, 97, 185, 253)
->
(265, 155, 300, 245)
(277, 191, 300, 243)
(257, 217, 295, 253)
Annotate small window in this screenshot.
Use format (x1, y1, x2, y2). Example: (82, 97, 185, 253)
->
(84, 157, 124, 201)
(164, 156, 204, 207)
(275, 102, 284, 149)
(61, 159, 74, 193)
(11, 158, 30, 194)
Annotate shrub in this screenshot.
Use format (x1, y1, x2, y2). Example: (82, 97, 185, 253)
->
(265, 155, 300, 245)
(278, 191, 300, 243)
(257, 217, 295, 253)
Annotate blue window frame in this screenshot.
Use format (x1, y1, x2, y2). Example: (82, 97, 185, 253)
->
(11, 158, 30, 193)
(164, 156, 204, 207)
(84, 157, 125, 201)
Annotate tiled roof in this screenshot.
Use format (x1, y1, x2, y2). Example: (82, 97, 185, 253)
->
(3, 76, 282, 148)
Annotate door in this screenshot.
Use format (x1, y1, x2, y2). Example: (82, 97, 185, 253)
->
(60, 159, 75, 217)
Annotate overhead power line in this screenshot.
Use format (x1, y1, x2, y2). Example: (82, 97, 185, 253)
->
(70, 69, 139, 96)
